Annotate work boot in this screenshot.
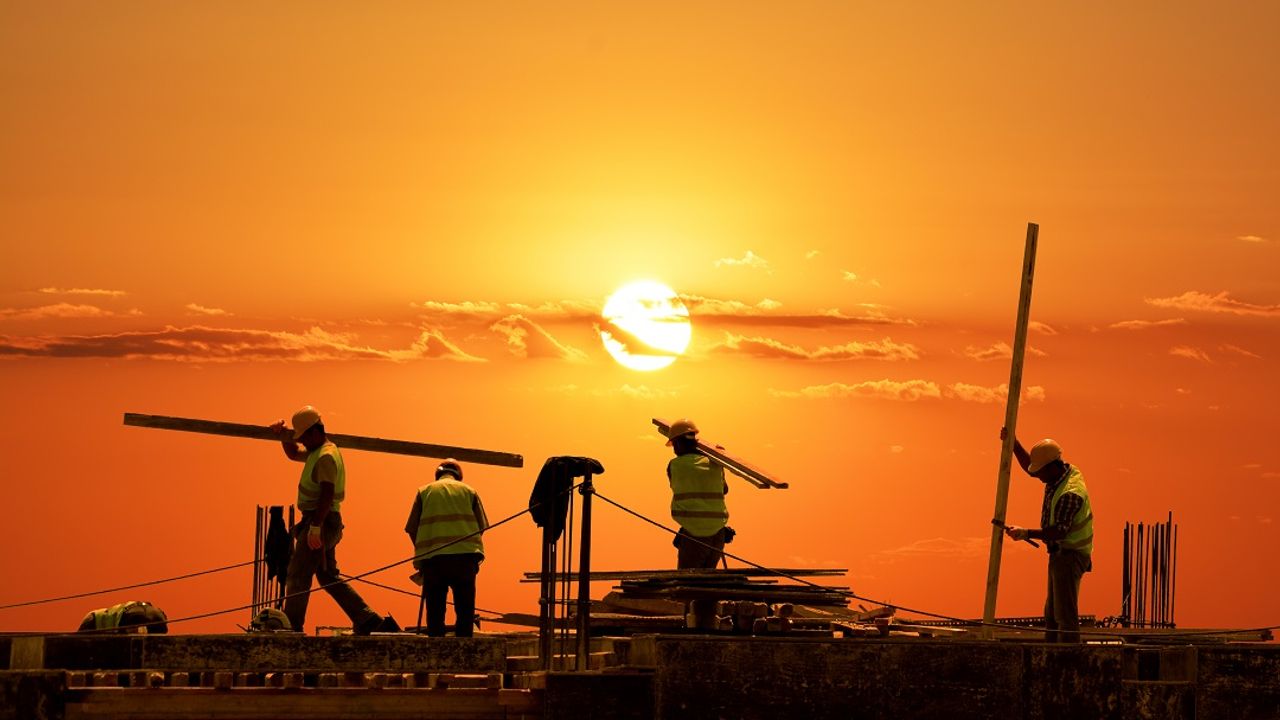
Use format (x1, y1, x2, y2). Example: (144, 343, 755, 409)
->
(377, 615, 402, 633)
(353, 614, 383, 636)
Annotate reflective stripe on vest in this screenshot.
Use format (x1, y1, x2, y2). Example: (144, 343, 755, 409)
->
(415, 479, 484, 560)
(92, 601, 142, 630)
(1052, 466, 1093, 555)
(297, 443, 345, 512)
(669, 454, 728, 537)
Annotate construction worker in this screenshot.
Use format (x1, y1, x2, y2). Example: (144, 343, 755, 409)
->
(270, 406, 386, 635)
(1000, 428, 1093, 643)
(78, 601, 168, 634)
(405, 459, 489, 637)
(666, 419, 730, 569)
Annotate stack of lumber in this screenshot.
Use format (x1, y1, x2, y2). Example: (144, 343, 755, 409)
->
(602, 568, 851, 607)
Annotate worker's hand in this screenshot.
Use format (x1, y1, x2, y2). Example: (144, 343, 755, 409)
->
(999, 426, 1008, 441)
(307, 524, 323, 550)
(270, 420, 290, 440)
(1004, 525, 1029, 542)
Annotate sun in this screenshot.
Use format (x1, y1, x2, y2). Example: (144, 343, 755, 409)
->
(599, 280, 692, 371)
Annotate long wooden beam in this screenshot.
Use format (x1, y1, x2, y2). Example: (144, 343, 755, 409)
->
(123, 413, 524, 468)
(652, 418, 788, 489)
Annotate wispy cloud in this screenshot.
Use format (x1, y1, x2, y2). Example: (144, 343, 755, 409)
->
(682, 294, 914, 327)
(1237, 235, 1270, 243)
(962, 342, 1046, 361)
(411, 299, 597, 324)
(0, 325, 483, 363)
(38, 287, 126, 297)
(1170, 345, 1212, 363)
(841, 271, 882, 288)
(1146, 291, 1280, 318)
(713, 250, 770, 272)
(1029, 321, 1058, 336)
(489, 315, 587, 361)
(1108, 318, 1187, 330)
(877, 537, 988, 560)
(1220, 344, 1262, 359)
(713, 333, 920, 361)
(547, 383, 679, 400)
(0, 303, 117, 320)
(185, 303, 229, 317)
(945, 383, 1046, 404)
(804, 250, 820, 260)
(770, 379, 942, 402)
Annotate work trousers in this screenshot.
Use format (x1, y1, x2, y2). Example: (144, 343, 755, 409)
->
(676, 527, 726, 569)
(420, 553, 482, 637)
(283, 513, 379, 634)
(1044, 550, 1091, 643)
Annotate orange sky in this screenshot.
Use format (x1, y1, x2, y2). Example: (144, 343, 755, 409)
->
(2, 2, 1277, 635)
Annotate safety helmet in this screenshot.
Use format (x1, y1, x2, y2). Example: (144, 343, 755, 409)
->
(1027, 439, 1063, 473)
(436, 458, 462, 480)
(291, 406, 322, 439)
(666, 418, 699, 446)
(249, 608, 292, 632)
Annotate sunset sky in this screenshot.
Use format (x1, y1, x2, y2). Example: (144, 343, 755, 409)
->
(2, 2, 1277, 635)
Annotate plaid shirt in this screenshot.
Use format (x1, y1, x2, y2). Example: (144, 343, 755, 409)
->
(1040, 465, 1083, 549)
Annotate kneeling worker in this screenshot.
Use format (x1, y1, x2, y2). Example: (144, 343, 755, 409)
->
(78, 601, 168, 634)
(406, 459, 489, 637)
(666, 418, 729, 569)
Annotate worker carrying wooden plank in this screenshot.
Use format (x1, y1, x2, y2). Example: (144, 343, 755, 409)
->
(999, 426, 1094, 644)
(269, 406, 396, 635)
(665, 419, 733, 569)
(404, 459, 489, 637)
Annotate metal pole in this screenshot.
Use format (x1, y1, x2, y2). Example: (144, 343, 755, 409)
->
(576, 474, 594, 670)
(982, 222, 1040, 637)
(251, 506, 263, 623)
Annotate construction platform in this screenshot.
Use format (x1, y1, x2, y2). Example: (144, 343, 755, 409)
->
(3, 632, 1279, 719)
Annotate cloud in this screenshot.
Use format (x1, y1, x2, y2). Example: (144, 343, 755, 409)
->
(1237, 235, 1269, 243)
(841, 271, 882, 288)
(1029, 321, 1058, 335)
(962, 342, 1046, 361)
(38, 287, 126, 297)
(1263, 472, 1280, 479)
(770, 379, 942, 402)
(1169, 345, 1211, 363)
(0, 303, 116, 320)
(681, 294, 914, 327)
(877, 537, 988, 560)
(489, 315, 587, 361)
(889, 445, 904, 454)
(411, 300, 502, 317)
(185, 303, 229, 316)
(804, 250, 820, 260)
(713, 333, 920, 361)
(945, 383, 1046, 404)
(714, 250, 770, 272)
(547, 383, 679, 400)
(411, 299, 597, 324)
(595, 321, 682, 358)
(1175, 388, 1191, 395)
(1108, 318, 1187, 330)
(1220, 344, 1262, 359)
(1146, 291, 1280, 318)
(0, 325, 483, 363)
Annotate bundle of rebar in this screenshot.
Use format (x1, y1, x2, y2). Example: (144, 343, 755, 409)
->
(1121, 511, 1177, 628)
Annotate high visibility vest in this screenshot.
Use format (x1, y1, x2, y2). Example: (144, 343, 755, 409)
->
(415, 479, 484, 560)
(88, 601, 144, 630)
(297, 442, 345, 512)
(669, 454, 729, 537)
(1052, 466, 1093, 556)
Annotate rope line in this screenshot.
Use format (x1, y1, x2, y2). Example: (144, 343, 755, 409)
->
(0, 560, 257, 611)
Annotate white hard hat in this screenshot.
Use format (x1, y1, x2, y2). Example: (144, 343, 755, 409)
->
(291, 406, 322, 440)
(1027, 439, 1063, 473)
(666, 418, 699, 446)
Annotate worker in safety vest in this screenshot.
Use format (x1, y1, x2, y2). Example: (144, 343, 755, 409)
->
(405, 458, 489, 637)
(77, 601, 168, 634)
(270, 406, 387, 635)
(1000, 428, 1094, 643)
(666, 419, 730, 569)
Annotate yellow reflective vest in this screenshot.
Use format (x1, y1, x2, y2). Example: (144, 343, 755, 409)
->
(415, 479, 485, 560)
(297, 442, 345, 512)
(669, 454, 729, 537)
(1052, 466, 1093, 556)
(86, 601, 145, 631)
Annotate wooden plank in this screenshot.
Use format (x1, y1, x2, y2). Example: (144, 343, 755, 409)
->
(522, 567, 845, 582)
(653, 418, 788, 489)
(982, 221, 1039, 638)
(123, 413, 523, 468)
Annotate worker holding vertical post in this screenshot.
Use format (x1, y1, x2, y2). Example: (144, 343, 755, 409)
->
(270, 406, 387, 635)
(406, 459, 488, 637)
(666, 419, 731, 569)
(1000, 428, 1094, 643)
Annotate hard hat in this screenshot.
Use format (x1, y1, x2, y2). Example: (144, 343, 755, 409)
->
(1027, 439, 1063, 473)
(665, 418, 699, 446)
(291, 406, 322, 439)
(249, 608, 292, 632)
(436, 458, 462, 480)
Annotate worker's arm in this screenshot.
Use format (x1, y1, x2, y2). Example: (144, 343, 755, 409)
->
(999, 427, 1030, 472)
(404, 493, 422, 544)
(306, 455, 337, 549)
(473, 493, 490, 532)
(269, 420, 306, 462)
(1027, 492, 1082, 543)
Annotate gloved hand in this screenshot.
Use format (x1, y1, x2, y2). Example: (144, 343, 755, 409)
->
(307, 524, 323, 550)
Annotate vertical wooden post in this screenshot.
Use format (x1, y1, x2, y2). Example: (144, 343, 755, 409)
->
(982, 222, 1039, 637)
(576, 474, 595, 671)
